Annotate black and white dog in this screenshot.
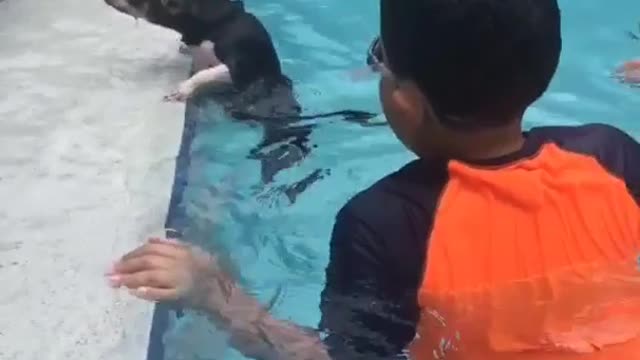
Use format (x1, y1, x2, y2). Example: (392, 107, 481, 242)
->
(104, 0, 381, 200)
(104, 0, 292, 105)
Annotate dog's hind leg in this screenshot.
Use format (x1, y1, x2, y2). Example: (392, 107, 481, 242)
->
(283, 168, 329, 204)
(258, 144, 306, 184)
(248, 124, 314, 184)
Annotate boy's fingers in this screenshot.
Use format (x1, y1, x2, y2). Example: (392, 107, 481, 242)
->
(113, 255, 175, 274)
(129, 287, 180, 302)
(120, 242, 186, 262)
(119, 244, 163, 262)
(148, 237, 187, 248)
(111, 270, 176, 290)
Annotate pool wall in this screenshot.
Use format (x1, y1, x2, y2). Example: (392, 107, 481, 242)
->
(146, 100, 200, 360)
(0, 0, 189, 359)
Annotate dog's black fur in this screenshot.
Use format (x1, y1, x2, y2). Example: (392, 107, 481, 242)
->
(105, 0, 380, 200)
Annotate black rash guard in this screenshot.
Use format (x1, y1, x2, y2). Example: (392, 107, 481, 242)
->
(318, 124, 640, 359)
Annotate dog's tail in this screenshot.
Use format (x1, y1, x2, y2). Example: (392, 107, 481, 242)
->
(230, 109, 387, 127)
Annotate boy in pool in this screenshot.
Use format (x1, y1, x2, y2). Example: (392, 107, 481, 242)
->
(108, 0, 640, 359)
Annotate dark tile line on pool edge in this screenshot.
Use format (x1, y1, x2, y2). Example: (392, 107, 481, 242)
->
(146, 97, 200, 360)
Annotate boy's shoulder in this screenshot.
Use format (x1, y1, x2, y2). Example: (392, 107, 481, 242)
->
(337, 159, 449, 232)
(529, 123, 635, 148)
(530, 123, 640, 200)
(331, 160, 447, 271)
(529, 123, 639, 173)
(340, 123, 640, 226)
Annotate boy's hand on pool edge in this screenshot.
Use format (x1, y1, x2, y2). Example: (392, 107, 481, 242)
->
(108, 238, 331, 360)
(106, 238, 232, 310)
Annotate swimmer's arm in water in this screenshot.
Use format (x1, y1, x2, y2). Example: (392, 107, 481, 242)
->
(206, 293, 331, 360)
(108, 238, 330, 360)
(108, 210, 408, 359)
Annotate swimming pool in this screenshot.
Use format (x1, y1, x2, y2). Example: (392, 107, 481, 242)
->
(149, 0, 640, 359)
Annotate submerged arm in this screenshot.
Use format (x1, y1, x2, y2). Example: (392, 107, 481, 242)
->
(202, 207, 419, 360)
(202, 288, 330, 360)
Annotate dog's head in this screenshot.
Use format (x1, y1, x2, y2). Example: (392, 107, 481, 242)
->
(105, 0, 242, 30)
(104, 0, 187, 26)
(160, 0, 244, 22)
(105, 0, 151, 19)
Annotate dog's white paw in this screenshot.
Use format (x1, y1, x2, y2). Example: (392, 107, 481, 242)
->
(163, 81, 194, 102)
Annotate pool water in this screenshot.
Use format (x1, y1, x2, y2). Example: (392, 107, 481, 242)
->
(151, 0, 640, 359)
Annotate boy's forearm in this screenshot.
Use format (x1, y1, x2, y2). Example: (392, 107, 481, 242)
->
(202, 280, 331, 360)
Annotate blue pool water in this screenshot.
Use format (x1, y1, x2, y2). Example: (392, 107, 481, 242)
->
(151, 0, 640, 359)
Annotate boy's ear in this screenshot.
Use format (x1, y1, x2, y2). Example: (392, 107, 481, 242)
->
(393, 81, 427, 127)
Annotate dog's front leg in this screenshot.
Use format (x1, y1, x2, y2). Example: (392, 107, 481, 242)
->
(178, 39, 215, 57)
(178, 42, 193, 55)
(164, 64, 232, 102)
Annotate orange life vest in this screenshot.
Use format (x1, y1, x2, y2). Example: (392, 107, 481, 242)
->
(409, 144, 640, 359)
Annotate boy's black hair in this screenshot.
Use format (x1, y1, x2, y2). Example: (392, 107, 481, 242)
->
(381, 0, 562, 130)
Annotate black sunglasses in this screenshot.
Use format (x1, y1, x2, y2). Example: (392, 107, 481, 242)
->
(366, 36, 384, 68)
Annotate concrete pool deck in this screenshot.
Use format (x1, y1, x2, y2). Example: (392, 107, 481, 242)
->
(0, 0, 189, 358)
